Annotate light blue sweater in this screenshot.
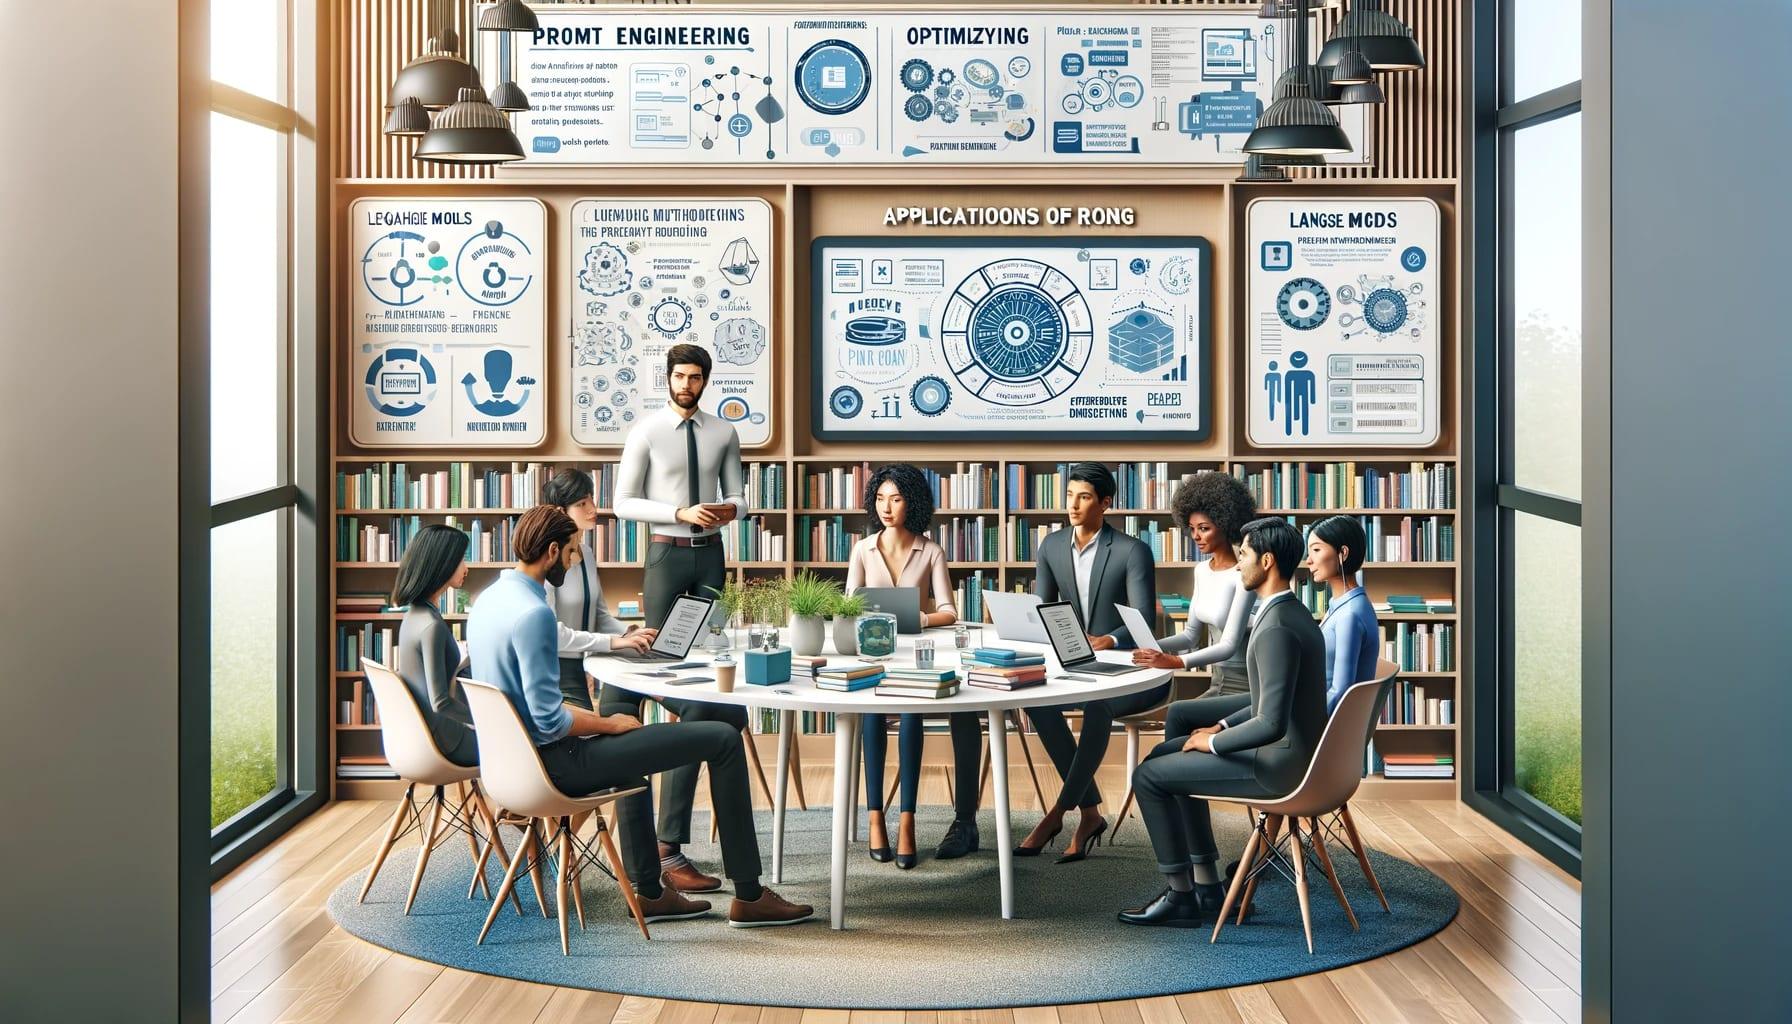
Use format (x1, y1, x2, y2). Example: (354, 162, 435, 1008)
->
(1320, 586, 1381, 713)
(469, 569, 573, 744)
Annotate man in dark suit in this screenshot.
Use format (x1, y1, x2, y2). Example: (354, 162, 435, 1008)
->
(1118, 517, 1329, 927)
(1016, 463, 1162, 861)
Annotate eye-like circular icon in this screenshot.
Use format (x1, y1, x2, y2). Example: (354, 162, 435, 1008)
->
(910, 376, 952, 416)
(1276, 277, 1332, 331)
(829, 385, 864, 419)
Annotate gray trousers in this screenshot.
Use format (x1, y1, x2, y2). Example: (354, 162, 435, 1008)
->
(644, 538, 728, 626)
(598, 682, 748, 844)
(1132, 694, 1277, 873)
(1196, 662, 1250, 700)
(536, 720, 761, 890)
(1029, 682, 1171, 811)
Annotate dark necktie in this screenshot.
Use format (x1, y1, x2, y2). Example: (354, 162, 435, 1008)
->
(683, 418, 701, 509)
(579, 541, 592, 630)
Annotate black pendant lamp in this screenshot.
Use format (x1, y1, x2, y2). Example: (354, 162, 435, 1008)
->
(384, 95, 431, 136)
(1244, 0, 1352, 156)
(389, 0, 481, 114)
(1237, 154, 1291, 182)
(416, 86, 526, 164)
(1318, 0, 1426, 72)
(1331, 48, 1374, 85)
(478, 0, 539, 33)
(1335, 78, 1385, 104)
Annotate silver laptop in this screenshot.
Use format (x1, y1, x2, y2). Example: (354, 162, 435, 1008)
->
(983, 589, 1048, 644)
(855, 586, 923, 634)
(1036, 601, 1138, 676)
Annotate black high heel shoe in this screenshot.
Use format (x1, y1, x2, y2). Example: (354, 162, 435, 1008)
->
(1055, 817, 1109, 864)
(895, 813, 918, 869)
(1013, 820, 1064, 857)
(867, 812, 893, 863)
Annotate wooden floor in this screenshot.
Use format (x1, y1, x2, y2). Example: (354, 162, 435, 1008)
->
(211, 768, 1581, 1024)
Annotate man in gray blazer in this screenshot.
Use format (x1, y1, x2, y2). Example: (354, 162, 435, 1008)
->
(1016, 463, 1164, 860)
(1119, 517, 1329, 927)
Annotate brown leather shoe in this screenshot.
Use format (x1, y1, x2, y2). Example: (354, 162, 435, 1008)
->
(632, 886, 712, 923)
(727, 888, 815, 928)
(661, 858, 724, 893)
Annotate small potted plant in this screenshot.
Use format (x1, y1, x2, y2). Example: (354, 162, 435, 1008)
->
(745, 576, 789, 650)
(830, 591, 867, 656)
(706, 577, 749, 651)
(785, 571, 841, 657)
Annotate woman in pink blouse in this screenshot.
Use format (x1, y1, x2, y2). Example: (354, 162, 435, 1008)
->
(848, 464, 984, 869)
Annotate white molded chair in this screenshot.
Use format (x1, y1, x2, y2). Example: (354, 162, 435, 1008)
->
(358, 659, 519, 916)
(461, 677, 651, 954)
(1209, 659, 1399, 954)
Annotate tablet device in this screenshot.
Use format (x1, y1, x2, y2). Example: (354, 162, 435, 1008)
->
(638, 594, 715, 661)
(984, 589, 1048, 643)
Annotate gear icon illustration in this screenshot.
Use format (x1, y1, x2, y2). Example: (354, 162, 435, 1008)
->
(937, 102, 959, 123)
(648, 296, 693, 337)
(904, 93, 933, 121)
(938, 68, 955, 86)
(910, 376, 952, 417)
(1361, 288, 1409, 333)
(900, 58, 933, 93)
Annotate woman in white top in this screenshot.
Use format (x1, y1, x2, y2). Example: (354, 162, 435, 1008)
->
(846, 464, 983, 869)
(1131, 473, 1259, 698)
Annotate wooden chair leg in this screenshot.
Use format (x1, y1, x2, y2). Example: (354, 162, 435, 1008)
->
(454, 782, 491, 900)
(789, 735, 810, 810)
(1307, 816, 1358, 932)
(1013, 711, 1045, 811)
(476, 816, 537, 945)
(402, 787, 446, 915)
(1238, 814, 1283, 924)
(1111, 725, 1142, 841)
(526, 821, 552, 917)
(596, 814, 651, 941)
(743, 727, 775, 806)
(1287, 818, 1315, 955)
(555, 823, 572, 956)
(1211, 812, 1265, 944)
(565, 816, 588, 931)
(469, 784, 524, 916)
(941, 765, 954, 807)
(357, 783, 415, 903)
(1339, 804, 1391, 912)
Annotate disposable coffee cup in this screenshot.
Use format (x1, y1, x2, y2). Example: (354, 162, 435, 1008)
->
(715, 660, 737, 692)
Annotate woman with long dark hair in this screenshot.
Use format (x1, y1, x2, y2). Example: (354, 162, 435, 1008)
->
(846, 463, 983, 869)
(391, 523, 478, 766)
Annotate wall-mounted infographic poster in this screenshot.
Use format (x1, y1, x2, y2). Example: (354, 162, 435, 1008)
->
(350, 198, 546, 447)
(1246, 198, 1441, 448)
(496, 6, 1366, 165)
(569, 198, 774, 448)
(813, 236, 1209, 442)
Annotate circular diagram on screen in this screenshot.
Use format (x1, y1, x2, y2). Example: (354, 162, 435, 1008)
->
(1275, 277, 1332, 331)
(795, 39, 872, 115)
(941, 259, 1094, 408)
(363, 347, 438, 417)
(1362, 287, 1409, 333)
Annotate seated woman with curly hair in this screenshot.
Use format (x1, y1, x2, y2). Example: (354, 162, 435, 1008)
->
(846, 463, 984, 869)
(1131, 471, 1261, 698)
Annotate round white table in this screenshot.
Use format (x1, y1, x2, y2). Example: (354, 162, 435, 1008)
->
(587, 629, 1171, 929)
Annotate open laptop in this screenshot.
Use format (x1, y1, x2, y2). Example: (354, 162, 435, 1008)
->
(855, 586, 922, 633)
(1036, 600, 1139, 676)
(984, 589, 1048, 643)
(631, 593, 715, 666)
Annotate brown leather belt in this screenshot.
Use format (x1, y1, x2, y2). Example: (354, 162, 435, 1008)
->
(650, 533, 717, 548)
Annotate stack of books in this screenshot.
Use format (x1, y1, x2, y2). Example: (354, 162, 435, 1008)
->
(966, 663, 1047, 690)
(1378, 593, 1456, 614)
(814, 662, 884, 692)
(1382, 754, 1455, 779)
(963, 647, 1045, 669)
(336, 754, 396, 780)
(875, 667, 961, 699)
(792, 655, 828, 682)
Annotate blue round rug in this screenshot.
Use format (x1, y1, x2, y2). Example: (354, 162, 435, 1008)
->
(329, 807, 1457, 1008)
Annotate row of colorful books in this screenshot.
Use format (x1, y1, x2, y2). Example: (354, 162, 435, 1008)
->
(1383, 682, 1456, 725)
(336, 461, 789, 513)
(1362, 742, 1456, 779)
(796, 462, 1001, 512)
(1384, 622, 1456, 672)
(1297, 515, 1455, 563)
(336, 679, 381, 726)
(719, 516, 786, 563)
(1235, 462, 1457, 512)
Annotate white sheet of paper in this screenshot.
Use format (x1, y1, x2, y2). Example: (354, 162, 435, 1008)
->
(1116, 604, 1162, 652)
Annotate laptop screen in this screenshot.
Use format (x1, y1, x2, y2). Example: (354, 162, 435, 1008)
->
(652, 594, 714, 657)
(1036, 601, 1094, 664)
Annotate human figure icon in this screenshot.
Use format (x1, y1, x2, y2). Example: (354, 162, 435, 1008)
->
(1263, 359, 1281, 422)
(1283, 350, 1317, 437)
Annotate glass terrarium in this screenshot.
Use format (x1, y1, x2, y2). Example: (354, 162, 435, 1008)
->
(855, 605, 898, 661)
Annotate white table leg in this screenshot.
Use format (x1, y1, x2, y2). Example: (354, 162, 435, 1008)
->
(988, 707, 1015, 920)
(773, 709, 793, 884)
(830, 711, 857, 930)
(847, 720, 862, 843)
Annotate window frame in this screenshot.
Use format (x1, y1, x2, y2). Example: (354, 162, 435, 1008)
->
(1469, 0, 1587, 875)
(192, 0, 328, 873)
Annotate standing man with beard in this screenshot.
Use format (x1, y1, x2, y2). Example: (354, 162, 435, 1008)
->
(610, 344, 755, 894)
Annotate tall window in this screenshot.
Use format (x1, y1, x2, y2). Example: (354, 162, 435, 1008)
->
(208, 0, 312, 840)
(1475, 0, 1583, 859)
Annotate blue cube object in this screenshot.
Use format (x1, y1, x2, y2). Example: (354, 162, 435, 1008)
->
(744, 646, 792, 686)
